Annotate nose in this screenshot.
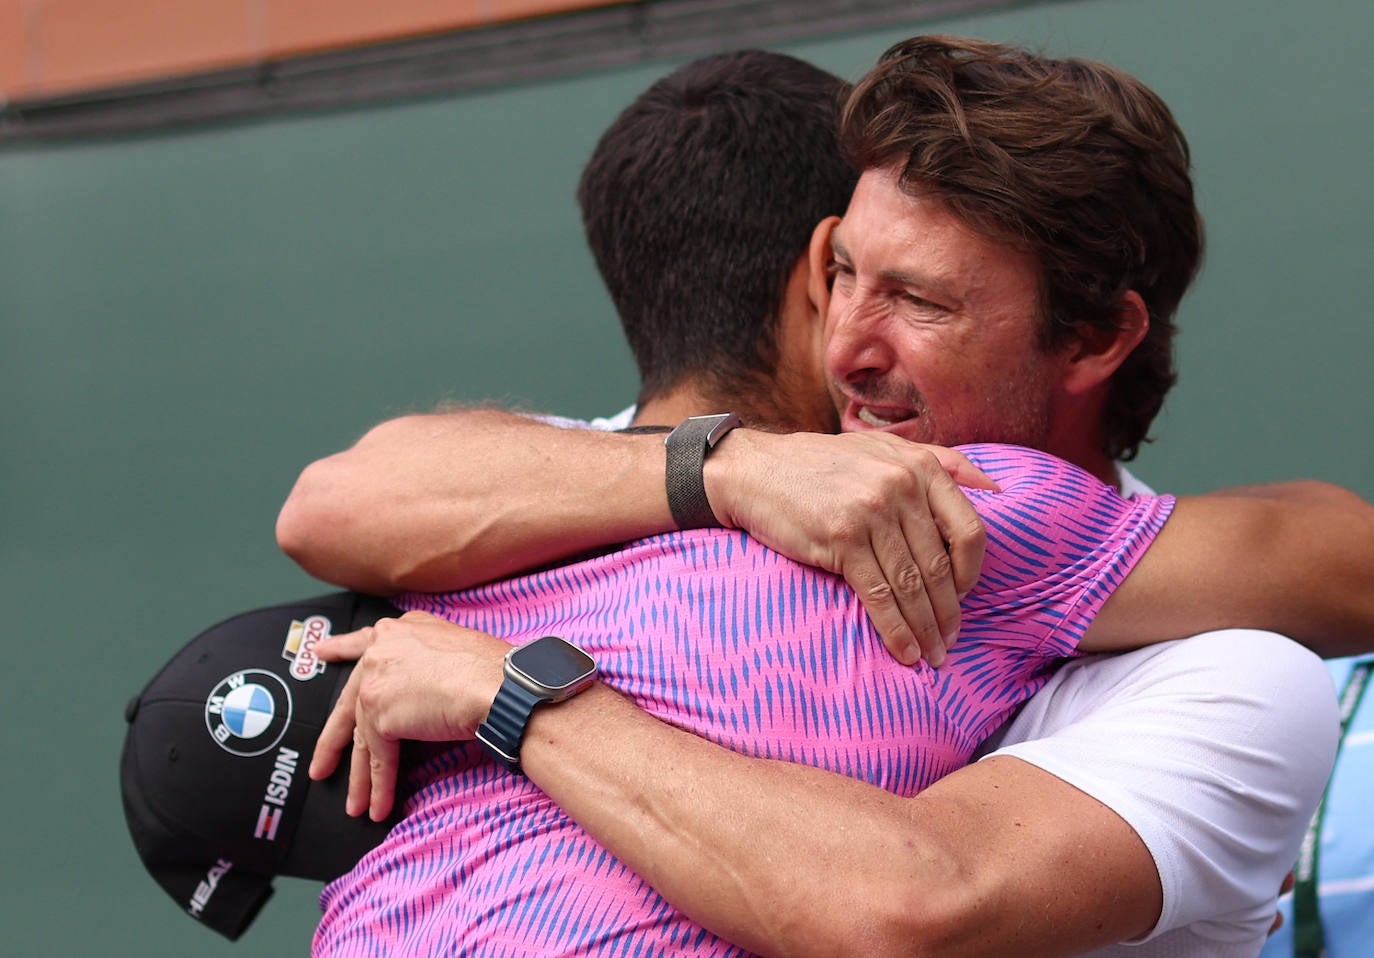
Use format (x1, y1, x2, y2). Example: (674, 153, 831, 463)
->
(824, 293, 892, 385)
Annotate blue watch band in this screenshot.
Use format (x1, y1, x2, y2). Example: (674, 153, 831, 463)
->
(476, 636, 597, 774)
(476, 680, 545, 773)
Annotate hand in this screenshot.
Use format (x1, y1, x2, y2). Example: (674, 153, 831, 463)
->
(1269, 871, 1295, 936)
(308, 611, 509, 821)
(706, 430, 992, 666)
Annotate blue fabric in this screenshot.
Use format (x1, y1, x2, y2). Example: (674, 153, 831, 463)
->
(1260, 654, 1374, 958)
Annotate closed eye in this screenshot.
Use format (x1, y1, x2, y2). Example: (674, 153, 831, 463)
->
(901, 292, 943, 309)
(826, 259, 854, 290)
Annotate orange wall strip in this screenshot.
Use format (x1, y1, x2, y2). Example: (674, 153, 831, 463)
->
(1, 0, 628, 102)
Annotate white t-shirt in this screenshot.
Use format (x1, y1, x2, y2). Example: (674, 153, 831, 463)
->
(983, 470, 1340, 956)
(572, 413, 1340, 956)
(986, 631, 1337, 957)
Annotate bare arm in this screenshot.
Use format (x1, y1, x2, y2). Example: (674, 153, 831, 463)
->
(312, 615, 1160, 958)
(1085, 480, 1374, 656)
(305, 476, 1368, 955)
(277, 409, 994, 665)
(276, 409, 674, 595)
(521, 691, 1160, 958)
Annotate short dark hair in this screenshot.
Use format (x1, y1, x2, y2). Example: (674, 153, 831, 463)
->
(578, 50, 857, 409)
(840, 36, 1203, 461)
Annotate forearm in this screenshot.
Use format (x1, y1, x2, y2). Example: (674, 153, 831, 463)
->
(281, 414, 991, 661)
(1209, 479, 1374, 654)
(276, 409, 673, 592)
(522, 688, 1158, 957)
(1087, 479, 1374, 656)
(317, 614, 1160, 955)
(1200, 478, 1362, 507)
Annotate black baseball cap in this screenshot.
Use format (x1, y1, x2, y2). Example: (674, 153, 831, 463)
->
(121, 592, 404, 940)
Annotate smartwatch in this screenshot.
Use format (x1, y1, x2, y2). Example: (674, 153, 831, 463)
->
(476, 636, 598, 773)
(664, 412, 742, 530)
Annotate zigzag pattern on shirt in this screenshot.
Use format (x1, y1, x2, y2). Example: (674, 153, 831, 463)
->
(314, 443, 1173, 957)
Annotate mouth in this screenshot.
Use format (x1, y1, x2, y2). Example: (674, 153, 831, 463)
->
(831, 379, 925, 435)
(850, 401, 918, 430)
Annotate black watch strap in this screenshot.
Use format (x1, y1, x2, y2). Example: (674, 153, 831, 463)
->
(664, 413, 741, 530)
(475, 680, 545, 773)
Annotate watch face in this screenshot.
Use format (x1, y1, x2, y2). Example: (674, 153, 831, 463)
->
(508, 636, 596, 695)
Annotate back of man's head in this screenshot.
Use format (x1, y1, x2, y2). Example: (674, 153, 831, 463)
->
(579, 50, 856, 414)
(840, 35, 1203, 461)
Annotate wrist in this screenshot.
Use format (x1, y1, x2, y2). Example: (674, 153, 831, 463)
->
(664, 413, 741, 529)
(702, 427, 764, 530)
(465, 647, 509, 734)
(476, 636, 598, 772)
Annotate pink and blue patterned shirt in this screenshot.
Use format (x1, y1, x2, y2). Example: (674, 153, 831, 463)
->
(314, 443, 1173, 956)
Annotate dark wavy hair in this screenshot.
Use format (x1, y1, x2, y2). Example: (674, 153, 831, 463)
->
(578, 50, 857, 410)
(840, 36, 1203, 460)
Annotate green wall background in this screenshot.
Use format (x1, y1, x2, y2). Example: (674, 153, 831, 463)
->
(2, 0, 1370, 953)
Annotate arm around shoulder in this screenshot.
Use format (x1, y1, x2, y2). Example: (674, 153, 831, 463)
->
(276, 408, 675, 593)
(1085, 479, 1374, 656)
(522, 687, 1160, 957)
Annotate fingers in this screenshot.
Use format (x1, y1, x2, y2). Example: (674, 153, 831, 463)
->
(368, 737, 401, 822)
(895, 507, 961, 665)
(309, 626, 397, 820)
(346, 726, 373, 818)
(314, 625, 377, 662)
(316, 612, 500, 819)
(855, 509, 963, 667)
(338, 673, 401, 820)
(345, 723, 400, 822)
(924, 468, 987, 600)
(865, 518, 945, 667)
(925, 447, 999, 492)
(849, 449, 985, 666)
(1268, 871, 1295, 936)
(843, 552, 927, 667)
(310, 665, 361, 781)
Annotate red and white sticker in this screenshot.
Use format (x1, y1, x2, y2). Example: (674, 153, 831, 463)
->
(282, 615, 330, 681)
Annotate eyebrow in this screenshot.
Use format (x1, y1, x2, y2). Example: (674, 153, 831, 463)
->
(830, 226, 957, 302)
(829, 230, 852, 264)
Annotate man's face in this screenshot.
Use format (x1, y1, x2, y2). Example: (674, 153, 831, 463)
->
(819, 166, 1071, 449)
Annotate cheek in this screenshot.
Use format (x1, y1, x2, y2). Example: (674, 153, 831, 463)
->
(827, 287, 895, 340)
(894, 328, 970, 379)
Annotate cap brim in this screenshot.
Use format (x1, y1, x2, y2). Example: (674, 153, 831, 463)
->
(122, 591, 405, 937)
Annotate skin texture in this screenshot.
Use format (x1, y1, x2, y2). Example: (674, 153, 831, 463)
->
(311, 615, 1165, 957)
(309, 603, 1348, 955)
(301, 402, 1374, 956)
(311, 475, 1374, 821)
(811, 167, 1148, 487)
(823, 170, 1061, 450)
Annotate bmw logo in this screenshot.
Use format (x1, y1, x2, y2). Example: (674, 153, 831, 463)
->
(204, 669, 294, 757)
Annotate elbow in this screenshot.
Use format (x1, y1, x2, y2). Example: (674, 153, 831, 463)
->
(1311, 485, 1374, 653)
(862, 883, 983, 958)
(777, 863, 978, 958)
(1291, 479, 1373, 510)
(276, 458, 395, 594)
(275, 465, 331, 574)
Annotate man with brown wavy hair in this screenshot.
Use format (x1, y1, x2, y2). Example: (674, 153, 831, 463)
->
(283, 36, 1374, 957)
(829, 35, 1199, 469)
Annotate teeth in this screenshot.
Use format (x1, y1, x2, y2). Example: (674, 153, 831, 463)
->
(857, 406, 899, 427)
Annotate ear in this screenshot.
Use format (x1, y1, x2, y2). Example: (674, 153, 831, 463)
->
(779, 251, 818, 326)
(807, 216, 841, 318)
(1060, 290, 1150, 395)
(773, 250, 821, 358)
